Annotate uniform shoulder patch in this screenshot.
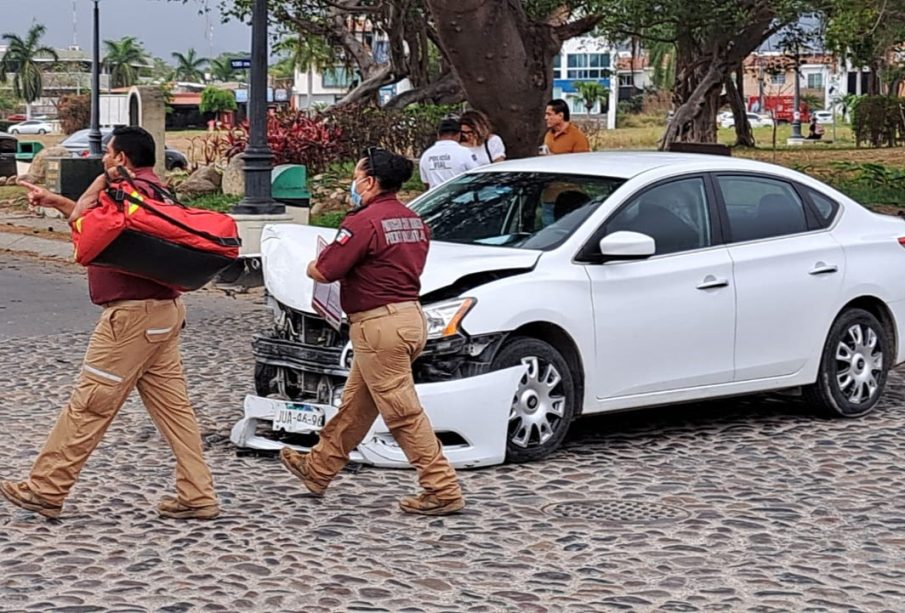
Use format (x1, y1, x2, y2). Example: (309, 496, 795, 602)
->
(335, 228, 354, 245)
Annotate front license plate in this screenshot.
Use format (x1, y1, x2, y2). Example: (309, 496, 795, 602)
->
(272, 402, 325, 433)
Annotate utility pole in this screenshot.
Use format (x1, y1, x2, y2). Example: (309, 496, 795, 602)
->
(790, 47, 803, 140)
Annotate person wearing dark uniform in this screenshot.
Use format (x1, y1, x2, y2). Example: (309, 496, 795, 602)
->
(280, 148, 464, 516)
(2, 127, 219, 520)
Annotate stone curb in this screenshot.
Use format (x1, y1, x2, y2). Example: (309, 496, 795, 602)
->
(0, 228, 73, 260)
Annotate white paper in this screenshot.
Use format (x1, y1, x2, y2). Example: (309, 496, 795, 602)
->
(311, 236, 343, 331)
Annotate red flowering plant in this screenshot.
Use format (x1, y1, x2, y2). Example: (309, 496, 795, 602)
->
(225, 111, 344, 174)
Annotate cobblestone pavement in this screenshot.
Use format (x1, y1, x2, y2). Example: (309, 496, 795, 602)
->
(2, 259, 905, 612)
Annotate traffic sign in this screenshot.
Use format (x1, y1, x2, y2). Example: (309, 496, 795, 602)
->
(230, 58, 252, 70)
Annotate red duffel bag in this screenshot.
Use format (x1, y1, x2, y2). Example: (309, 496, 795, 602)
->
(71, 170, 241, 291)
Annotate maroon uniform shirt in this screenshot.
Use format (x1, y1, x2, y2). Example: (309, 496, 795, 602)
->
(316, 192, 430, 315)
(86, 167, 181, 305)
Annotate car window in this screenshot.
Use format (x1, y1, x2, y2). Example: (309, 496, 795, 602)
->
(409, 172, 624, 250)
(717, 175, 808, 242)
(604, 177, 712, 256)
(806, 188, 838, 228)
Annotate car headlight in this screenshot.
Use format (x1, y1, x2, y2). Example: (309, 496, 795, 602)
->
(423, 298, 475, 339)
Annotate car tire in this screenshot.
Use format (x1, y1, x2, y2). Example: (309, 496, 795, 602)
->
(255, 363, 278, 398)
(803, 308, 890, 418)
(10, 129, 17, 135)
(491, 336, 577, 463)
(38, 129, 46, 135)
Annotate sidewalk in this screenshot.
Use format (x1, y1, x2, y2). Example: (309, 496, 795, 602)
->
(0, 209, 73, 260)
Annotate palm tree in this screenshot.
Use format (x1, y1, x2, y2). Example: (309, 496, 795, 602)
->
(171, 48, 208, 82)
(0, 24, 58, 119)
(104, 36, 149, 89)
(209, 55, 238, 83)
(648, 41, 676, 92)
(573, 81, 609, 115)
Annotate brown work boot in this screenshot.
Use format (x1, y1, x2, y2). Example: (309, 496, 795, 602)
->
(156, 496, 220, 520)
(399, 492, 465, 516)
(279, 448, 326, 497)
(0, 480, 62, 519)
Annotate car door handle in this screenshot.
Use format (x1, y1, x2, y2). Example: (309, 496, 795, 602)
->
(809, 263, 839, 275)
(696, 276, 729, 290)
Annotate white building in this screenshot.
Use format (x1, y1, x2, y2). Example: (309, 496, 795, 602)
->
(552, 36, 618, 128)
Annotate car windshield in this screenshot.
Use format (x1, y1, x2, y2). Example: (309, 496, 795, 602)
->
(409, 171, 625, 250)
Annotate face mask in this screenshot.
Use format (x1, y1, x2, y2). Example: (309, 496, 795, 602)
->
(350, 178, 364, 208)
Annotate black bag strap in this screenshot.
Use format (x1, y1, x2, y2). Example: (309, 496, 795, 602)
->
(121, 192, 242, 248)
(484, 140, 492, 163)
(113, 165, 184, 207)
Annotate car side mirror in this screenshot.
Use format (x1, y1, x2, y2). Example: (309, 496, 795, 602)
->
(598, 231, 656, 261)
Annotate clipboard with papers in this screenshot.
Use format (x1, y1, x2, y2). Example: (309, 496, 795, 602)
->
(311, 236, 343, 331)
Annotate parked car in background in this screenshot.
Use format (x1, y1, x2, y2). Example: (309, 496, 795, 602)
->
(720, 113, 774, 129)
(8, 120, 53, 135)
(813, 111, 834, 125)
(4, 114, 27, 122)
(232, 152, 905, 467)
(60, 128, 188, 171)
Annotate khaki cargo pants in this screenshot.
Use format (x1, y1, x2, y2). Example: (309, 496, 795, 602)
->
(25, 298, 216, 509)
(306, 301, 462, 500)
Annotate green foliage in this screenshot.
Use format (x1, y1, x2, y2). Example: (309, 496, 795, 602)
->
(572, 81, 610, 113)
(0, 90, 18, 113)
(209, 52, 248, 82)
(320, 103, 460, 159)
(179, 193, 239, 212)
(171, 48, 208, 82)
(310, 211, 346, 229)
(824, 0, 905, 85)
(0, 24, 59, 105)
(104, 36, 149, 88)
(200, 87, 237, 114)
(850, 96, 905, 146)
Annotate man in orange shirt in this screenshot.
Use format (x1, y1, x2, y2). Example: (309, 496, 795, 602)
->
(542, 99, 590, 154)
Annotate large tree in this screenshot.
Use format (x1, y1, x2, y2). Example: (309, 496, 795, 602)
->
(104, 36, 150, 89)
(0, 24, 58, 119)
(596, 0, 816, 149)
(423, 1, 603, 157)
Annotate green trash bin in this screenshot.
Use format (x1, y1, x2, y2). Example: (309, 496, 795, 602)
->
(271, 164, 311, 207)
(15, 140, 44, 162)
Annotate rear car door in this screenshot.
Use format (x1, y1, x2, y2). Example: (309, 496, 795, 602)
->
(715, 173, 845, 381)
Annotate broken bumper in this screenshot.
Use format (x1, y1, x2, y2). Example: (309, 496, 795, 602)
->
(229, 365, 527, 468)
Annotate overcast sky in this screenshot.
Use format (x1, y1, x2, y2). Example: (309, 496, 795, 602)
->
(0, 0, 253, 61)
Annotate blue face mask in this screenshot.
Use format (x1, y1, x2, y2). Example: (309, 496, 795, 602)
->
(350, 178, 364, 209)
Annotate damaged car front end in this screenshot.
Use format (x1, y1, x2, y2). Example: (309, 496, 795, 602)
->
(230, 224, 536, 468)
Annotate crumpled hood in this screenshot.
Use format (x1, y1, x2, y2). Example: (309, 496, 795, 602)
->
(261, 223, 541, 313)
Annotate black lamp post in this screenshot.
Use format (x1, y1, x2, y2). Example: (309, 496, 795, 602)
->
(87, 0, 102, 157)
(232, 0, 283, 215)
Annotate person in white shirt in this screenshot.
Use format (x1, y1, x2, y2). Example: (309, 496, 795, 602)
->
(419, 118, 480, 190)
(459, 110, 506, 165)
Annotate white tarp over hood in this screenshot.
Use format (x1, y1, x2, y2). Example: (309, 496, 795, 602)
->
(261, 223, 542, 313)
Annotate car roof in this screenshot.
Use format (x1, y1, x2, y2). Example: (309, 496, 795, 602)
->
(477, 151, 785, 180)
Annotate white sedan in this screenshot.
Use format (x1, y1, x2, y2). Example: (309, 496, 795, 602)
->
(720, 113, 773, 129)
(231, 152, 905, 467)
(8, 120, 53, 135)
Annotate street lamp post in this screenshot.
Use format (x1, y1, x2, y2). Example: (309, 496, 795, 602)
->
(87, 0, 102, 157)
(232, 0, 283, 215)
(791, 48, 803, 140)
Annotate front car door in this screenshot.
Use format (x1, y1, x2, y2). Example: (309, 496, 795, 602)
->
(580, 176, 736, 401)
(714, 173, 845, 381)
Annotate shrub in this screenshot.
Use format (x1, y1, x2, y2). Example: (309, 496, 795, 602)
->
(310, 211, 346, 228)
(850, 96, 905, 147)
(58, 94, 91, 135)
(226, 111, 344, 175)
(200, 87, 237, 115)
(319, 103, 459, 160)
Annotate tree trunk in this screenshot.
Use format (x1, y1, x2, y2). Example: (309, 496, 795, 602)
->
(425, 0, 559, 159)
(727, 66, 755, 147)
(384, 71, 465, 109)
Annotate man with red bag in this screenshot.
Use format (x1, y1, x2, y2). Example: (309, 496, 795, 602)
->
(2, 126, 219, 520)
